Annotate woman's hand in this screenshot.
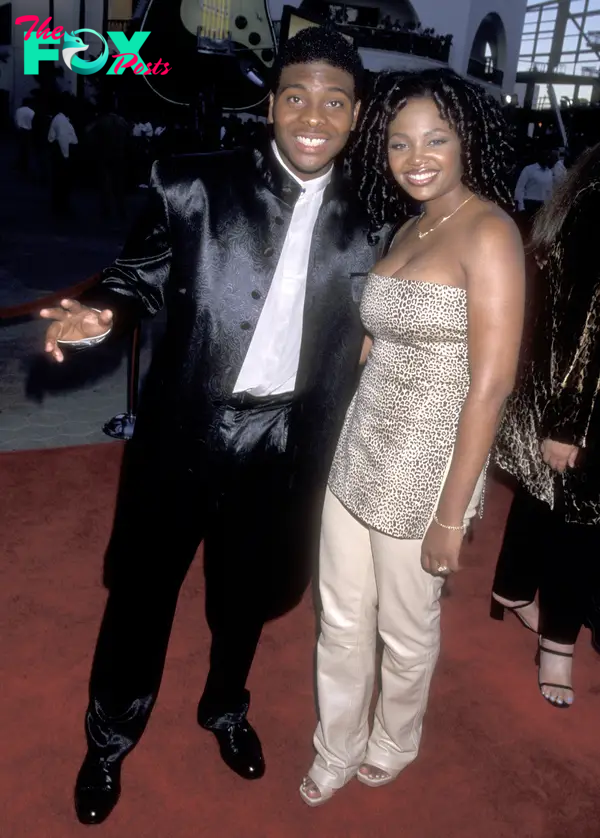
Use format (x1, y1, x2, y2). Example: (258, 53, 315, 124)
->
(540, 438, 579, 473)
(421, 521, 465, 577)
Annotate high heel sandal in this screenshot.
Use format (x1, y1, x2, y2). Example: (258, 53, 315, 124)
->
(356, 764, 396, 788)
(535, 644, 574, 709)
(299, 776, 337, 807)
(490, 594, 538, 633)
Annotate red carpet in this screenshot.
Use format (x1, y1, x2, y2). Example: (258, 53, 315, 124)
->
(2, 444, 600, 838)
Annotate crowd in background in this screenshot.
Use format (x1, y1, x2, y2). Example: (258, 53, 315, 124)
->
(10, 90, 269, 219)
(341, 19, 452, 62)
(8, 82, 597, 229)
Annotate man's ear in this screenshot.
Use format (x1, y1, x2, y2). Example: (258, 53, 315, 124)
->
(267, 92, 275, 124)
(351, 99, 361, 131)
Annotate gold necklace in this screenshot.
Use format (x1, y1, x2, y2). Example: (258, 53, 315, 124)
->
(416, 194, 475, 239)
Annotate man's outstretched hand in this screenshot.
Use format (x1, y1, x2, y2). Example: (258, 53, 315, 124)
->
(41, 299, 113, 363)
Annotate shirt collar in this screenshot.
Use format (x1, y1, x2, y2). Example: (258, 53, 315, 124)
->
(271, 140, 333, 197)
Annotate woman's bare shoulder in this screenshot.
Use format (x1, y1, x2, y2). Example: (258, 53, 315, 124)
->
(465, 200, 523, 256)
(472, 200, 520, 234)
(459, 200, 525, 294)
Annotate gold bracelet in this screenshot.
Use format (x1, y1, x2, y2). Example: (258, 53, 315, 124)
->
(433, 512, 465, 532)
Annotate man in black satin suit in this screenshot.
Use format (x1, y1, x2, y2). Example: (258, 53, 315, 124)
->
(41, 27, 385, 824)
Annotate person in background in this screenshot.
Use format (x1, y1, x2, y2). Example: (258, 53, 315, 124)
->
(132, 117, 153, 138)
(221, 114, 244, 149)
(491, 143, 600, 709)
(300, 69, 524, 806)
(552, 149, 567, 187)
(85, 101, 129, 219)
(48, 96, 78, 216)
(131, 116, 154, 187)
(514, 149, 554, 219)
(14, 98, 35, 174)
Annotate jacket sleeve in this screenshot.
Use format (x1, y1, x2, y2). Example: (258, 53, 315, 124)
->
(541, 186, 600, 447)
(79, 160, 173, 336)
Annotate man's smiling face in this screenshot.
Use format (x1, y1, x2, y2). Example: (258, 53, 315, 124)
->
(269, 61, 360, 181)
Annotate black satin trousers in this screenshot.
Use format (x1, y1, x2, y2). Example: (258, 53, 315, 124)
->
(85, 393, 316, 762)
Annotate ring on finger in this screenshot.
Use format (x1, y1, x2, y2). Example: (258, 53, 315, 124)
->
(437, 565, 450, 575)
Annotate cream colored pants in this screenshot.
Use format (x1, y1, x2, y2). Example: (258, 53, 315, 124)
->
(309, 481, 482, 790)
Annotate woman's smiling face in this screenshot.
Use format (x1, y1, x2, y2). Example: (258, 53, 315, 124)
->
(387, 97, 464, 203)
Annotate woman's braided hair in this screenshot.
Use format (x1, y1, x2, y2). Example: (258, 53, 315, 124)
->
(348, 69, 514, 237)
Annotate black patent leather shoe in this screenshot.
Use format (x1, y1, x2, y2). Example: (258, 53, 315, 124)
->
(74, 752, 122, 825)
(199, 707, 265, 780)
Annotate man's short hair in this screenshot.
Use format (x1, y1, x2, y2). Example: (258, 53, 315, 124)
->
(272, 26, 364, 99)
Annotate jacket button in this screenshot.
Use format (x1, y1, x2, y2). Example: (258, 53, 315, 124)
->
(274, 216, 284, 225)
(263, 246, 274, 256)
(251, 290, 261, 299)
(240, 321, 252, 330)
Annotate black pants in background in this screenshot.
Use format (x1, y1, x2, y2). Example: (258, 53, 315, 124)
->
(98, 161, 126, 219)
(50, 146, 73, 215)
(84, 395, 315, 762)
(16, 128, 33, 173)
(493, 485, 600, 645)
(523, 199, 544, 218)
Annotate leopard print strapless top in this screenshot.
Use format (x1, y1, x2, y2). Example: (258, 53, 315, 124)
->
(329, 273, 474, 539)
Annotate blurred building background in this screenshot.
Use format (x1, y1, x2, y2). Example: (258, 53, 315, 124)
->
(1, 0, 599, 148)
(516, 0, 600, 109)
(0, 0, 528, 121)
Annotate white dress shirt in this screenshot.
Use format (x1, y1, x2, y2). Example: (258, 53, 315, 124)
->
(65, 143, 333, 382)
(514, 163, 554, 210)
(48, 112, 78, 159)
(15, 105, 35, 130)
(133, 121, 153, 137)
(232, 143, 332, 396)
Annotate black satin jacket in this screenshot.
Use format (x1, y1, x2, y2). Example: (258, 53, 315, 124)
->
(85, 143, 385, 485)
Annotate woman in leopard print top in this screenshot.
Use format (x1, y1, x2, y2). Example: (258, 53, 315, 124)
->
(300, 70, 525, 807)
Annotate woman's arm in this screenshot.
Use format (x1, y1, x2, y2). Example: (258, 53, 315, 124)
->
(422, 212, 525, 576)
(359, 335, 373, 365)
(541, 284, 600, 449)
(435, 213, 526, 527)
(541, 187, 600, 448)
